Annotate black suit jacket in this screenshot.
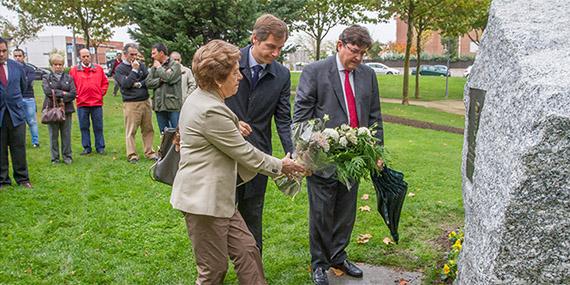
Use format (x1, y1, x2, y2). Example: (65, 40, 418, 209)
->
(225, 45, 294, 197)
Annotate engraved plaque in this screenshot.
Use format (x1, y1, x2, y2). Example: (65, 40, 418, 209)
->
(466, 88, 486, 182)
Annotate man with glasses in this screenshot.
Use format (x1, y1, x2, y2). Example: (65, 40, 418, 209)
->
(294, 25, 384, 285)
(224, 14, 294, 255)
(169, 51, 196, 103)
(114, 43, 157, 164)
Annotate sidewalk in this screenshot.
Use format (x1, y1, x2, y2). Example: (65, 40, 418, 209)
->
(382, 98, 465, 116)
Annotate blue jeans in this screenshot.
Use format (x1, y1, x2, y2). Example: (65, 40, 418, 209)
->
(77, 106, 105, 152)
(155, 111, 179, 133)
(22, 98, 39, 145)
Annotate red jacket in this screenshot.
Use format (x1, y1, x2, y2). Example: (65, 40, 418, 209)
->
(69, 63, 109, 107)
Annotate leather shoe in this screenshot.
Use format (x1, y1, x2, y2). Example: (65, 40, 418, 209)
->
(80, 149, 92, 155)
(332, 260, 363, 278)
(312, 267, 329, 285)
(19, 181, 33, 189)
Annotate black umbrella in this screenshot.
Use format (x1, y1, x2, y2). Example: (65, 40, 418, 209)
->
(371, 166, 408, 243)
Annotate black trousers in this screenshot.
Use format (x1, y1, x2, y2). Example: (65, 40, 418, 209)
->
(307, 175, 358, 270)
(236, 174, 268, 254)
(0, 114, 29, 185)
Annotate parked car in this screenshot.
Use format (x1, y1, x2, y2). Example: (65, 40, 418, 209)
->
(365, 62, 400, 75)
(464, 65, 472, 78)
(411, 65, 451, 77)
(25, 63, 51, 80)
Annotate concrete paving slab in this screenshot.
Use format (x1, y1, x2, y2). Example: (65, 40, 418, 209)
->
(326, 263, 423, 285)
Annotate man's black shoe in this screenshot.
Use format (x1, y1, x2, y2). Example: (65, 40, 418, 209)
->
(332, 260, 363, 278)
(96, 149, 105, 155)
(80, 149, 92, 155)
(312, 267, 329, 285)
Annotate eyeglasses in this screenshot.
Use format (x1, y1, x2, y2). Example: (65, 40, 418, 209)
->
(342, 41, 367, 56)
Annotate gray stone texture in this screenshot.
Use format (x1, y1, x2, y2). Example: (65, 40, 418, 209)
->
(458, 0, 570, 284)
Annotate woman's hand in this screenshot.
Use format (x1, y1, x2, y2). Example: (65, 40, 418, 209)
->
(238, 121, 252, 137)
(281, 153, 305, 178)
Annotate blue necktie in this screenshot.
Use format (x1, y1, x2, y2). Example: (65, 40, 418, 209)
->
(251, 65, 263, 90)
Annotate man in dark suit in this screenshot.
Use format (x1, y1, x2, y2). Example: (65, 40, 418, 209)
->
(0, 37, 32, 189)
(225, 14, 294, 254)
(293, 25, 384, 285)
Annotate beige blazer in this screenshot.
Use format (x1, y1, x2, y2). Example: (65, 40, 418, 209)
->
(171, 88, 282, 218)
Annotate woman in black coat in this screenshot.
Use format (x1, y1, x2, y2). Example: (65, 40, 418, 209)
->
(42, 54, 76, 164)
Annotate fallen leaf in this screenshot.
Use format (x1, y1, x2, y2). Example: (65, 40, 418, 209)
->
(361, 194, 369, 200)
(359, 205, 371, 212)
(408, 192, 416, 197)
(399, 278, 409, 285)
(357, 233, 372, 244)
(383, 237, 394, 245)
(330, 267, 345, 277)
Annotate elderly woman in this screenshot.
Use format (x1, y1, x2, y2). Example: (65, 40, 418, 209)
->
(42, 54, 77, 164)
(170, 40, 304, 284)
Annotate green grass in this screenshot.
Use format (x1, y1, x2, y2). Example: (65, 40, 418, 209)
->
(381, 102, 465, 129)
(0, 81, 464, 284)
(291, 72, 467, 101)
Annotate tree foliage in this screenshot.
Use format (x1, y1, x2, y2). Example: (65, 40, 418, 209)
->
(123, 0, 305, 66)
(435, 0, 491, 45)
(0, 10, 42, 48)
(3, 0, 127, 51)
(295, 0, 374, 61)
(372, 0, 490, 104)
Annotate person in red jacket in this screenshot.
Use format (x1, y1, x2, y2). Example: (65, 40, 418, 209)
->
(69, 48, 109, 155)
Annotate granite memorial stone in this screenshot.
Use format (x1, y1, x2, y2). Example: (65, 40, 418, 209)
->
(457, 0, 570, 284)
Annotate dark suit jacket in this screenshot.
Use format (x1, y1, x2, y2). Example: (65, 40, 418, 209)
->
(0, 59, 27, 128)
(225, 45, 294, 197)
(294, 55, 384, 178)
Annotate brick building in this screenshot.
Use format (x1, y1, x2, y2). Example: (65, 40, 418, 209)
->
(395, 18, 480, 57)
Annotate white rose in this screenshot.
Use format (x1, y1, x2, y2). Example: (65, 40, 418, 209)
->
(322, 128, 340, 142)
(341, 124, 351, 132)
(358, 127, 371, 136)
(339, 136, 348, 147)
(346, 131, 357, 145)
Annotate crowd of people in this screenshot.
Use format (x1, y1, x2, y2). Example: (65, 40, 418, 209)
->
(0, 13, 384, 285)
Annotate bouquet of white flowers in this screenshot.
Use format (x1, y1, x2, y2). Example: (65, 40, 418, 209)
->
(274, 115, 384, 197)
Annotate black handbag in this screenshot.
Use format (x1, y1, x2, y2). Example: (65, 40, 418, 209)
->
(41, 90, 66, 124)
(150, 127, 180, 185)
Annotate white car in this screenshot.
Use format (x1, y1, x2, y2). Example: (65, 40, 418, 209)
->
(365, 62, 400, 75)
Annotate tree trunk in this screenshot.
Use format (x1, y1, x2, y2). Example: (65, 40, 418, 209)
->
(315, 37, 321, 61)
(402, 1, 414, 106)
(414, 25, 422, 99)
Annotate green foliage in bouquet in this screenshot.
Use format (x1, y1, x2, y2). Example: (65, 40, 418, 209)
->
(323, 121, 385, 188)
(274, 115, 385, 197)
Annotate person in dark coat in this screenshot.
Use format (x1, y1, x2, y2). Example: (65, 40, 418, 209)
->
(13, 48, 40, 147)
(293, 25, 384, 285)
(224, 14, 294, 254)
(0, 37, 32, 189)
(42, 54, 77, 164)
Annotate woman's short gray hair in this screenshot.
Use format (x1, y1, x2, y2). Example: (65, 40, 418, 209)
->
(49, 53, 65, 65)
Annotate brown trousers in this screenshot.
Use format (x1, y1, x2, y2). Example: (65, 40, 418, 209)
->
(123, 100, 155, 160)
(184, 211, 267, 285)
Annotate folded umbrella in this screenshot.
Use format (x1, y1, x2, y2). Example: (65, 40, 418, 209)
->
(371, 166, 408, 243)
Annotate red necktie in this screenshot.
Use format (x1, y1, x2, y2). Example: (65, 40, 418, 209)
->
(0, 63, 7, 86)
(344, 70, 359, 128)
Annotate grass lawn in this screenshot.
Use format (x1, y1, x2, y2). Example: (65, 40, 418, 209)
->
(291, 72, 467, 101)
(0, 81, 464, 284)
